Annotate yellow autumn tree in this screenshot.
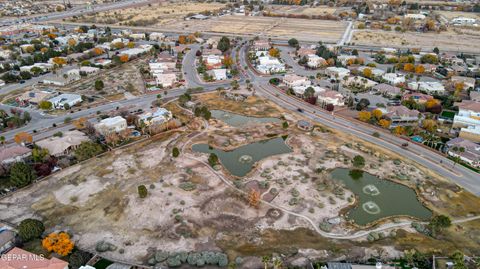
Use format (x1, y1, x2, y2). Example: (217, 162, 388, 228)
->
(127, 41, 135, 48)
(93, 47, 104, 55)
(372, 109, 383, 120)
(393, 126, 405, 136)
(422, 119, 437, 133)
(67, 38, 77, 47)
(363, 68, 372, 78)
(415, 65, 425, 74)
(14, 132, 33, 145)
(378, 119, 391, 129)
(403, 63, 414, 72)
(248, 189, 261, 208)
(42, 232, 74, 256)
(358, 111, 371, 122)
(52, 57, 67, 66)
(268, 48, 280, 58)
(119, 54, 129, 63)
(73, 117, 87, 129)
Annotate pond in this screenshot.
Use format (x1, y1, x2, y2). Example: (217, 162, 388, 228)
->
(192, 137, 292, 177)
(331, 168, 432, 226)
(211, 110, 281, 127)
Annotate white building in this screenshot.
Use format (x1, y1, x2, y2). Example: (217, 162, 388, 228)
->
(154, 73, 177, 87)
(149, 32, 165, 41)
(129, 33, 146, 40)
(138, 108, 172, 126)
(283, 74, 310, 88)
(256, 56, 285, 74)
(451, 17, 477, 26)
(405, 13, 426, 20)
(211, 69, 227, 80)
(120, 44, 153, 58)
(325, 67, 350, 79)
(19, 63, 53, 73)
(408, 81, 445, 95)
(79, 66, 100, 75)
(307, 54, 326, 68)
(48, 93, 82, 109)
(453, 100, 480, 142)
(337, 55, 357, 65)
(317, 90, 344, 106)
(94, 116, 128, 135)
(292, 85, 326, 97)
(0, 79, 5, 87)
(382, 73, 406, 85)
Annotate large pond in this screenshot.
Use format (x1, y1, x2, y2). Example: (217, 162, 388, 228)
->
(331, 168, 432, 226)
(211, 110, 281, 127)
(192, 137, 292, 177)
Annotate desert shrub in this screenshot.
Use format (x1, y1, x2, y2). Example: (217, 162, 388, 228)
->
(138, 185, 148, 198)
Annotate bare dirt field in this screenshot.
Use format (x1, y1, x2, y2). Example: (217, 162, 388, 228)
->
(265, 5, 337, 16)
(435, 10, 480, 20)
(352, 29, 480, 53)
(1, 92, 479, 266)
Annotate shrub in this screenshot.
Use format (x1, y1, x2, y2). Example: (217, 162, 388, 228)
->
(9, 162, 36, 187)
(172, 147, 180, 158)
(138, 185, 148, 198)
(18, 218, 45, 242)
(352, 155, 365, 168)
(179, 182, 196, 191)
(208, 153, 218, 167)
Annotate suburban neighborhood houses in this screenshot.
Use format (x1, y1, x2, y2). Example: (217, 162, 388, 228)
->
(1, 0, 480, 268)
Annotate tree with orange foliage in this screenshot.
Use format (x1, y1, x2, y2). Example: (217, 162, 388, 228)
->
(386, 17, 399, 24)
(393, 126, 405, 136)
(47, 33, 57, 39)
(40, 47, 49, 53)
(73, 117, 87, 130)
(327, 58, 335, 66)
(92, 47, 104, 55)
(422, 119, 437, 133)
(346, 58, 355, 66)
(372, 109, 383, 121)
(378, 119, 391, 129)
(178, 35, 188, 45)
(119, 54, 129, 63)
(425, 19, 436, 31)
(248, 189, 261, 208)
(67, 38, 77, 47)
(127, 41, 135, 48)
(222, 55, 234, 68)
(358, 111, 371, 122)
(403, 63, 415, 72)
(42, 232, 74, 256)
(52, 57, 67, 66)
(454, 82, 464, 96)
(268, 48, 280, 58)
(363, 68, 372, 78)
(14, 132, 32, 145)
(415, 65, 425, 74)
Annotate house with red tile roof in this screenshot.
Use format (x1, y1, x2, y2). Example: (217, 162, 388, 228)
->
(0, 247, 69, 269)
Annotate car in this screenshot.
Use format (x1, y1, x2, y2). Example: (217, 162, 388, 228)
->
(19, 80, 25, 84)
(297, 108, 304, 113)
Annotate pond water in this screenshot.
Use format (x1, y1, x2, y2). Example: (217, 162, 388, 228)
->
(331, 168, 432, 226)
(192, 137, 292, 177)
(211, 110, 281, 127)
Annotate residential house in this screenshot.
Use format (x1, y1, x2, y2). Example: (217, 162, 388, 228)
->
(48, 93, 82, 109)
(129, 33, 146, 40)
(203, 54, 224, 70)
(372, 83, 401, 98)
(210, 69, 227, 80)
(337, 55, 357, 65)
(382, 105, 420, 128)
(138, 108, 172, 127)
(94, 58, 112, 67)
(343, 76, 378, 90)
(293, 85, 326, 97)
(317, 90, 344, 106)
(451, 76, 475, 90)
(94, 116, 128, 135)
(202, 48, 222, 56)
(325, 67, 350, 79)
(470, 91, 480, 102)
(307, 55, 326, 69)
(297, 47, 316, 58)
(19, 63, 53, 73)
(453, 100, 480, 142)
(283, 74, 310, 88)
(402, 92, 433, 104)
(408, 81, 445, 95)
(120, 44, 153, 58)
(357, 66, 385, 78)
(0, 228, 15, 254)
(79, 66, 100, 75)
(36, 130, 90, 157)
(253, 39, 270, 51)
(446, 138, 480, 167)
(451, 17, 477, 26)
(256, 56, 285, 74)
(382, 73, 405, 85)
(0, 247, 69, 269)
(0, 145, 32, 166)
(153, 73, 177, 87)
(149, 32, 165, 41)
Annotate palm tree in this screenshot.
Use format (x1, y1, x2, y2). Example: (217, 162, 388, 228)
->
(262, 256, 270, 269)
(272, 258, 283, 269)
(0, 136, 5, 147)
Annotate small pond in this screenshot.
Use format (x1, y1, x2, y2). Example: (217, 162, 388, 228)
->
(211, 110, 280, 127)
(331, 168, 432, 225)
(192, 137, 292, 177)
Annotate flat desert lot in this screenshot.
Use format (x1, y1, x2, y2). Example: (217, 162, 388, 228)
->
(435, 10, 480, 20)
(266, 5, 337, 16)
(352, 30, 480, 53)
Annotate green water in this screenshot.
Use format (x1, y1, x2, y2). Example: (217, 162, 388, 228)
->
(192, 137, 292, 177)
(94, 259, 114, 269)
(211, 110, 280, 127)
(331, 168, 432, 225)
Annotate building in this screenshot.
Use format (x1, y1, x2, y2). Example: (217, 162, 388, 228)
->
(138, 108, 172, 127)
(357, 66, 385, 78)
(317, 90, 344, 106)
(153, 73, 177, 88)
(453, 100, 480, 141)
(343, 76, 378, 90)
(325, 67, 350, 79)
(48, 94, 82, 109)
(451, 76, 475, 90)
(470, 91, 480, 102)
(149, 32, 165, 41)
(253, 39, 270, 51)
(203, 54, 223, 69)
(382, 105, 420, 127)
(408, 81, 445, 95)
(211, 69, 227, 80)
(297, 47, 316, 58)
(95, 116, 128, 135)
(0, 247, 69, 269)
(402, 92, 433, 104)
(382, 73, 405, 85)
(19, 63, 53, 73)
(451, 17, 477, 26)
(372, 83, 401, 97)
(0, 145, 32, 166)
(404, 13, 426, 20)
(36, 130, 90, 157)
(283, 74, 310, 88)
(337, 55, 357, 65)
(307, 54, 326, 69)
(256, 56, 285, 74)
(293, 85, 326, 97)
(0, 228, 15, 254)
(446, 137, 480, 167)
(327, 262, 395, 269)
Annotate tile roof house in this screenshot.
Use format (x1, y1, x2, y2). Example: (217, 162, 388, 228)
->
(402, 92, 433, 104)
(283, 74, 310, 88)
(297, 47, 316, 58)
(451, 76, 476, 90)
(382, 105, 420, 128)
(0, 145, 32, 166)
(0, 247, 69, 269)
(316, 90, 344, 106)
(94, 116, 128, 136)
(446, 137, 480, 167)
(453, 100, 480, 142)
(253, 40, 270, 51)
(36, 130, 90, 157)
(307, 54, 326, 68)
(372, 83, 401, 97)
(0, 229, 16, 254)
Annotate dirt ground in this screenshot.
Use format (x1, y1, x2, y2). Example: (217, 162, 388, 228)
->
(352, 29, 480, 53)
(434, 10, 480, 20)
(265, 5, 337, 16)
(1, 93, 479, 265)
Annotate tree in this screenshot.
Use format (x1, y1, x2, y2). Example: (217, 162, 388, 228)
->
(172, 147, 180, 158)
(127, 41, 135, 48)
(352, 155, 365, 168)
(217, 36, 231, 52)
(325, 103, 334, 112)
(208, 153, 218, 167)
(9, 162, 36, 187)
(94, 79, 104, 91)
(304, 86, 315, 99)
(363, 68, 372, 78)
(69, 250, 92, 269)
(74, 141, 104, 161)
(403, 63, 415, 72)
(282, 121, 289, 129)
(268, 48, 280, 58)
(222, 55, 234, 68)
(358, 111, 371, 122)
(138, 185, 148, 198)
(92, 47, 104, 55)
(429, 215, 451, 236)
(38, 101, 53, 110)
(32, 147, 50, 162)
(450, 251, 466, 269)
(372, 109, 382, 120)
(18, 218, 45, 242)
(352, 49, 359, 56)
(379, 119, 391, 129)
(52, 57, 67, 66)
(422, 119, 437, 133)
(119, 54, 129, 63)
(393, 126, 405, 135)
(67, 38, 77, 47)
(73, 117, 87, 129)
(356, 98, 370, 111)
(288, 38, 298, 47)
(433, 47, 439, 54)
(415, 65, 425, 74)
(14, 132, 32, 145)
(248, 189, 261, 208)
(42, 232, 74, 256)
